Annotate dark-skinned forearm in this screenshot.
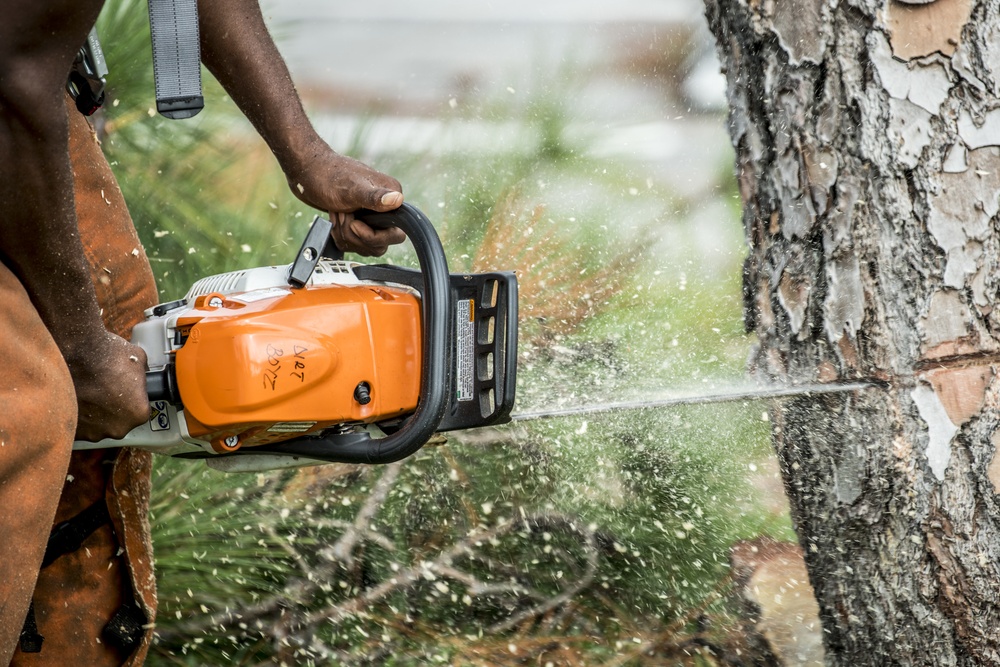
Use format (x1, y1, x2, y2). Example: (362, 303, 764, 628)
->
(196, 0, 405, 254)
(0, 100, 110, 363)
(0, 0, 111, 358)
(197, 0, 321, 179)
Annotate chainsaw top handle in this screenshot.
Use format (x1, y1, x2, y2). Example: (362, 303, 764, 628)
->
(261, 202, 451, 464)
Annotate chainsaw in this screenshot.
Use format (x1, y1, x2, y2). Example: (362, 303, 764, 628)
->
(73, 203, 517, 473)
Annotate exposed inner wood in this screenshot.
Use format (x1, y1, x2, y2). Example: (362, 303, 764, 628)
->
(884, 0, 974, 59)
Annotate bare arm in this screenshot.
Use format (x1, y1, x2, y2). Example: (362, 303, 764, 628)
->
(0, 0, 149, 441)
(197, 0, 406, 255)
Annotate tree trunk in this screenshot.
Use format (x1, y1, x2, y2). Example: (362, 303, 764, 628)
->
(705, 0, 1000, 664)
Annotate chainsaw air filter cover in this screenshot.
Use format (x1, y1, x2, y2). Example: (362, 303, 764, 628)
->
(173, 267, 422, 452)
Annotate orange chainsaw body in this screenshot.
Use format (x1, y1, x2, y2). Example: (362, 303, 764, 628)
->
(173, 284, 422, 452)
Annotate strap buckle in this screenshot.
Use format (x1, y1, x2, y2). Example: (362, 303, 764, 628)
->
(66, 27, 108, 116)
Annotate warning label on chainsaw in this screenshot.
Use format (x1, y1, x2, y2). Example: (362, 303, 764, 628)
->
(456, 299, 475, 402)
(149, 401, 170, 431)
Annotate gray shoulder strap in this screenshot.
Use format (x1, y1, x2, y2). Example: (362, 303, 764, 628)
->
(148, 0, 204, 119)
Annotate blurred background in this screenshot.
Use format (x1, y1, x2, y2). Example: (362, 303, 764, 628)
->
(95, 0, 823, 664)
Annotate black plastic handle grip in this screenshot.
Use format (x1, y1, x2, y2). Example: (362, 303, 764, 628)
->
(253, 202, 451, 464)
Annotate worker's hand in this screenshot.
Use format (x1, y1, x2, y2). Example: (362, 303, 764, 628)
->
(284, 141, 406, 256)
(327, 210, 406, 257)
(65, 330, 150, 442)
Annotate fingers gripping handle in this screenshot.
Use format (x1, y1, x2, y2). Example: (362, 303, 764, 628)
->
(288, 207, 400, 287)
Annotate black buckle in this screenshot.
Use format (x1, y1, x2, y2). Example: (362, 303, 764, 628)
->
(66, 27, 107, 116)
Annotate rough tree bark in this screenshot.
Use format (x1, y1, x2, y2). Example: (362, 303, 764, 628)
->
(705, 0, 1000, 664)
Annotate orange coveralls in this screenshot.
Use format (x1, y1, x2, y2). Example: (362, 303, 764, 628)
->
(2, 100, 159, 666)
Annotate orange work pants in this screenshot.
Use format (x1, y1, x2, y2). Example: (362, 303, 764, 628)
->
(1, 100, 159, 666)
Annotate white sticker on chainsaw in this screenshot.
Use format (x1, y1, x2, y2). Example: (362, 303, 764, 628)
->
(231, 287, 291, 304)
(149, 401, 170, 431)
(267, 421, 317, 433)
(456, 299, 475, 402)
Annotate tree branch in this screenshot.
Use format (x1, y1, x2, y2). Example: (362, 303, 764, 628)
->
(321, 460, 403, 566)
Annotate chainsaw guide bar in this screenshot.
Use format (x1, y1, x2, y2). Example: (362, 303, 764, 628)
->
(509, 380, 882, 423)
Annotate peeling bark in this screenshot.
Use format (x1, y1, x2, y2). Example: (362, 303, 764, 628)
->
(731, 537, 825, 664)
(885, 0, 974, 60)
(706, 0, 1000, 663)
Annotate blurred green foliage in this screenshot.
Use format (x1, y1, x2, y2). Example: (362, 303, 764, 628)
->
(95, 1, 793, 664)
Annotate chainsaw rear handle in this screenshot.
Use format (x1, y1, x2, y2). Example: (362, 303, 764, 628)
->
(254, 202, 451, 464)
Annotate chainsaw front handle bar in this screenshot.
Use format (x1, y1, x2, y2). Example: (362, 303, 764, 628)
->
(256, 202, 451, 464)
